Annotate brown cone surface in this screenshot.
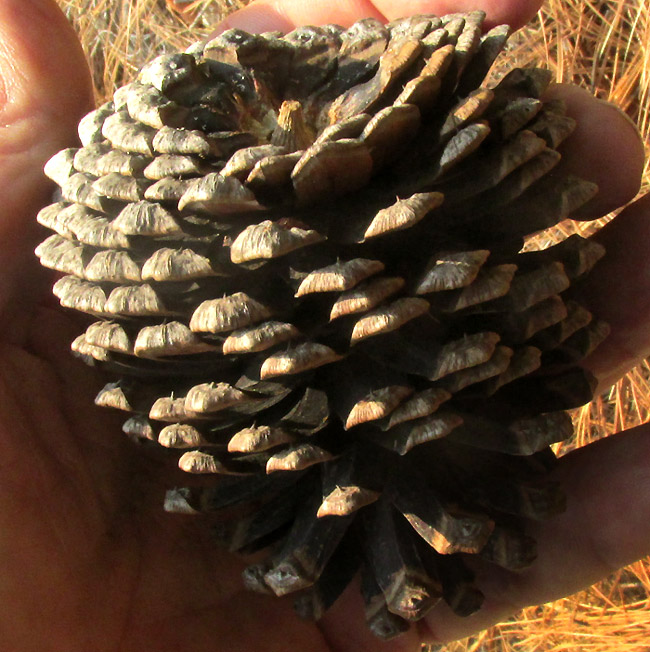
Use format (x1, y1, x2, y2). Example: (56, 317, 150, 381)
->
(37, 11, 608, 639)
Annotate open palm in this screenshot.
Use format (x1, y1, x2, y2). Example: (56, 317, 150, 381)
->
(2, 1, 649, 651)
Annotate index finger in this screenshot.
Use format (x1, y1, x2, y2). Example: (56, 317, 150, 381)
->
(214, 0, 544, 34)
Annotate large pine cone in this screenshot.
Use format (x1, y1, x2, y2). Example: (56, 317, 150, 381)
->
(36, 12, 609, 640)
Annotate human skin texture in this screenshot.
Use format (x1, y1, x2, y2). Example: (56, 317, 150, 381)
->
(0, 1, 647, 650)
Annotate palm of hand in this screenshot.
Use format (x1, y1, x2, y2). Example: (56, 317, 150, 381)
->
(3, 309, 350, 651)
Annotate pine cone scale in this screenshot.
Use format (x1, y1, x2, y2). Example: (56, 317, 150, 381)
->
(36, 11, 612, 640)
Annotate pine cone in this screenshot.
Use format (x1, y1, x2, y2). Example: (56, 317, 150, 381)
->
(36, 12, 609, 640)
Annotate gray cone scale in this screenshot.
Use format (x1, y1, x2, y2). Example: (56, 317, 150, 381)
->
(37, 11, 608, 639)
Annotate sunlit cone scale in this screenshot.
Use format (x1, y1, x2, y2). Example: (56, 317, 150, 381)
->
(37, 11, 609, 639)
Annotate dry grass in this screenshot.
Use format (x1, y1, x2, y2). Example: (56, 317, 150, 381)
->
(52, 1, 650, 650)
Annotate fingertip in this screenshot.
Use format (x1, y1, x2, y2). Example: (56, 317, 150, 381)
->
(0, 0, 93, 309)
(370, 0, 542, 30)
(0, 0, 93, 135)
(590, 99, 646, 209)
(544, 84, 645, 220)
(580, 194, 650, 389)
(215, 3, 296, 34)
(212, 0, 386, 36)
(0, 0, 92, 219)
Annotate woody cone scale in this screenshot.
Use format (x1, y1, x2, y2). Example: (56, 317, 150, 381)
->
(36, 12, 609, 639)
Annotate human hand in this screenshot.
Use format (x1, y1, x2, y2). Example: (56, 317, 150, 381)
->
(2, 0, 647, 651)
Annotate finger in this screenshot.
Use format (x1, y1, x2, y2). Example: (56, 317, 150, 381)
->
(417, 423, 650, 644)
(370, 0, 542, 28)
(578, 194, 650, 389)
(0, 0, 93, 312)
(543, 84, 644, 220)
(319, 581, 425, 652)
(546, 89, 642, 390)
(519, 425, 650, 604)
(215, 0, 543, 34)
(215, 0, 385, 34)
(508, 88, 644, 389)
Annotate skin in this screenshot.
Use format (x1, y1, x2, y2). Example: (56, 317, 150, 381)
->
(0, 0, 648, 649)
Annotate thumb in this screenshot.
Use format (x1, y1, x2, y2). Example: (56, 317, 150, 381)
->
(0, 0, 92, 313)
